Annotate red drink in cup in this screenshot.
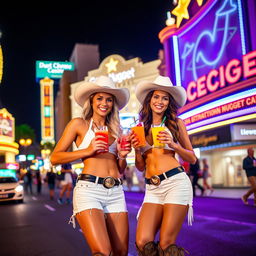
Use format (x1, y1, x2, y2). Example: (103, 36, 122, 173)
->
(95, 126, 109, 153)
(120, 128, 130, 150)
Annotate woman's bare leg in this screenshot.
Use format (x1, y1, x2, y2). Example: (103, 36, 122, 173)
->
(76, 209, 112, 255)
(106, 212, 129, 256)
(159, 204, 188, 250)
(136, 203, 163, 249)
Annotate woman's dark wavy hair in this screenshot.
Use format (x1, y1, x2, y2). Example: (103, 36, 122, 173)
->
(139, 90, 180, 142)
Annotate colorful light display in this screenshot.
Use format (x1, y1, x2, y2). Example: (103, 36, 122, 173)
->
(40, 78, 55, 144)
(159, 0, 256, 132)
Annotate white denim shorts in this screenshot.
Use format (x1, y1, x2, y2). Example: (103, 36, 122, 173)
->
(69, 180, 127, 228)
(138, 172, 193, 225)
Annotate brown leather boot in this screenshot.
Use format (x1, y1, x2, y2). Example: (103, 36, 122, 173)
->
(136, 241, 158, 256)
(158, 244, 189, 256)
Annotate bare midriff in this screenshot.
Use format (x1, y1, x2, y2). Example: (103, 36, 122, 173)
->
(82, 153, 120, 178)
(144, 148, 180, 178)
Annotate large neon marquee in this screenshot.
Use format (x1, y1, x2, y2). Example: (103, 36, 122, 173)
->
(186, 51, 256, 102)
(159, 0, 256, 132)
(171, 0, 246, 97)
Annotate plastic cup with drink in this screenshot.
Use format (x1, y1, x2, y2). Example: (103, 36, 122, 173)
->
(151, 125, 165, 148)
(151, 116, 167, 148)
(120, 128, 130, 151)
(130, 120, 146, 147)
(95, 126, 109, 153)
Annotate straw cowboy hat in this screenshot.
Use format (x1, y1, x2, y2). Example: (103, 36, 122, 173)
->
(74, 76, 130, 110)
(135, 75, 187, 107)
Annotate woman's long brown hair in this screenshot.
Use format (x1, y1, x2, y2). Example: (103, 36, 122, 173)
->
(139, 90, 180, 142)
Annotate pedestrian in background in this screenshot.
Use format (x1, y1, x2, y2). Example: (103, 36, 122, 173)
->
(190, 158, 205, 197)
(241, 147, 256, 206)
(46, 168, 56, 200)
(202, 158, 214, 195)
(24, 169, 33, 195)
(35, 171, 42, 195)
(130, 75, 196, 255)
(125, 165, 134, 191)
(58, 163, 73, 205)
(50, 76, 131, 256)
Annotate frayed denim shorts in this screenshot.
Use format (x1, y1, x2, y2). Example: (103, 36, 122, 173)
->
(69, 180, 127, 228)
(137, 172, 193, 225)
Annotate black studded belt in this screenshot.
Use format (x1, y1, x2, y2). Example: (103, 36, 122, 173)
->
(77, 173, 123, 189)
(145, 166, 184, 186)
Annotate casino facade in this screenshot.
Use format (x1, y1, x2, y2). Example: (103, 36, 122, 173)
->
(159, 0, 256, 187)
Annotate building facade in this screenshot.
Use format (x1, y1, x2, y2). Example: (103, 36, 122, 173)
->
(159, 0, 256, 187)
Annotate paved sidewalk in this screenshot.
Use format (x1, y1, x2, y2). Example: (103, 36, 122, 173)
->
(203, 187, 249, 199)
(123, 185, 251, 199)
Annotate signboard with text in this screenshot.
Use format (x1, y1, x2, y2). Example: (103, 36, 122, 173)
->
(36, 61, 74, 79)
(231, 124, 256, 141)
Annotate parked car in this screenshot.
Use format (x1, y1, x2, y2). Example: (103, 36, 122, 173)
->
(0, 176, 24, 203)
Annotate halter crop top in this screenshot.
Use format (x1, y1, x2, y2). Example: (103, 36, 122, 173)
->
(140, 126, 174, 155)
(75, 119, 117, 156)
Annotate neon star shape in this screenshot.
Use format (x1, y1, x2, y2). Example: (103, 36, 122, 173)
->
(171, 0, 192, 28)
(105, 58, 118, 73)
(196, 0, 203, 6)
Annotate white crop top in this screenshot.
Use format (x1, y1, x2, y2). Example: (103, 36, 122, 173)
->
(140, 126, 174, 155)
(75, 119, 117, 156)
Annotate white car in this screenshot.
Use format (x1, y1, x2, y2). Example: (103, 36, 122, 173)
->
(0, 176, 24, 203)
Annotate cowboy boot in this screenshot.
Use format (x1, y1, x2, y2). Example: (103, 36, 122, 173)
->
(158, 244, 184, 256)
(136, 241, 158, 256)
(159, 244, 189, 256)
(177, 246, 189, 256)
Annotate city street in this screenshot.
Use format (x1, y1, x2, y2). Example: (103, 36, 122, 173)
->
(0, 185, 255, 256)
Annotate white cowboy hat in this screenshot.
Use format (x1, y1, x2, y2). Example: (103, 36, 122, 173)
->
(74, 76, 130, 110)
(135, 75, 187, 107)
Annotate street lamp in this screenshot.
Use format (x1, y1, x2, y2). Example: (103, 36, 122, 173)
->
(19, 138, 32, 147)
(19, 138, 32, 169)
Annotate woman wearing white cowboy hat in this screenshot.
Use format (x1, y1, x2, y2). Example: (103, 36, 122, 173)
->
(50, 76, 131, 256)
(130, 75, 197, 256)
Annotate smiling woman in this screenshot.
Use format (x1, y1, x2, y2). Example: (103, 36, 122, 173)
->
(50, 76, 131, 256)
(130, 75, 196, 255)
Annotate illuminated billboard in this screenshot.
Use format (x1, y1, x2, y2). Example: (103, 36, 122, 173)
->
(40, 78, 55, 144)
(36, 60, 75, 80)
(0, 110, 13, 138)
(159, 0, 256, 134)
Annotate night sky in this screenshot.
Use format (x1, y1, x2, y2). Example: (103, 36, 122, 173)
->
(0, 1, 174, 143)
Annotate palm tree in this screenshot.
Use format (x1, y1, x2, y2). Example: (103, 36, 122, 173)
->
(15, 124, 36, 143)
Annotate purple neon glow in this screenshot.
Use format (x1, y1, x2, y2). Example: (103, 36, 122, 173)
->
(179, 88, 256, 119)
(184, 106, 256, 130)
(166, 0, 246, 101)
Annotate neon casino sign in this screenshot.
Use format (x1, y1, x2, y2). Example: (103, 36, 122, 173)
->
(170, 0, 247, 95)
(159, 0, 256, 133)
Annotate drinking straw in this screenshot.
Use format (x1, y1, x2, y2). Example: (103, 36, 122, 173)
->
(160, 116, 166, 126)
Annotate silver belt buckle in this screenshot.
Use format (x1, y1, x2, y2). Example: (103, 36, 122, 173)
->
(150, 175, 161, 186)
(103, 176, 115, 189)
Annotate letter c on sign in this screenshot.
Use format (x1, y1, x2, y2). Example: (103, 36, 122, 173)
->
(187, 81, 197, 101)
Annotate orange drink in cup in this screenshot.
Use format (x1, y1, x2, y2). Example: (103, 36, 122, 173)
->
(95, 126, 109, 153)
(131, 121, 146, 147)
(151, 125, 165, 148)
